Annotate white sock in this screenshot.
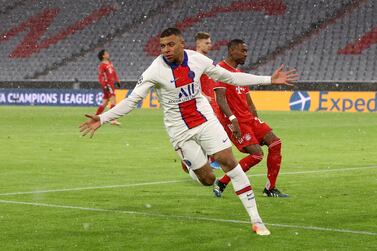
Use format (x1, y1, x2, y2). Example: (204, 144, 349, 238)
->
(189, 169, 201, 184)
(226, 164, 263, 224)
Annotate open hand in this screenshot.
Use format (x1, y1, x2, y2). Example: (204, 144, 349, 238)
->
(79, 114, 101, 138)
(231, 119, 242, 140)
(271, 65, 298, 85)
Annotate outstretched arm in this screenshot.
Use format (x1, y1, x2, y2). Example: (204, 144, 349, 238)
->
(205, 61, 298, 87)
(79, 75, 154, 138)
(98, 89, 148, 124)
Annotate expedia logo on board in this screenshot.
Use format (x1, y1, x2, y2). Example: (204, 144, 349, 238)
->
(317, 92, 377, 112)
(289, 91, 311, 111)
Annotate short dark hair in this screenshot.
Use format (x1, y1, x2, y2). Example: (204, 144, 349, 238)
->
(160, 27, 183, 38)
(227, 39, 246, 50)
(194, 32, 210, 41)
(98, 49, 106, 61)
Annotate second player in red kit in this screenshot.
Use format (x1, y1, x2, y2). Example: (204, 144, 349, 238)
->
(214, 39, 293, 198)
(216, 61, 272, 149)
(194, 32, 220, 115)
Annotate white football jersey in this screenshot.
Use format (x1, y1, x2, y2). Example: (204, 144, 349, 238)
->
(99, 50, 271, 146)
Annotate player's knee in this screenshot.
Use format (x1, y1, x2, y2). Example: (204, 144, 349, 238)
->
(269, 138, 282, 150)
(213, 149, 238, 172)
(256, 148, 264, 157)
(199, 174, 215, 186)
(273, 136, 281, 143)
(244, 144, 264, 156)
(253, 152, 264, 163)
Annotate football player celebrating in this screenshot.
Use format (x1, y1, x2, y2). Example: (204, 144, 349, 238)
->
(80, 28, 297, 235)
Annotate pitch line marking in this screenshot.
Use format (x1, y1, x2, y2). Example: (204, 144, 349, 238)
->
(0, 180, 186, 196)
(0, 165, 376, 196)
(0, 199, 375, 236)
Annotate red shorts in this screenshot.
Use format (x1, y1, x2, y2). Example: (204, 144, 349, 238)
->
(102, 83, 116, 99)
(219, 116, 272, 153)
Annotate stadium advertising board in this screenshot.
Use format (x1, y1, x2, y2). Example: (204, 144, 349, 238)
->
(0, 89, 160, 108)
(0, 89, 104, 106)
(252, 91, 377, 112)
(1, 89, 376, 112)
(115, 89, 160, 108)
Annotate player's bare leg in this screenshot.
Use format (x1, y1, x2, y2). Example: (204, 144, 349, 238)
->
(181, 161, 211, 184)
(215, 144, 263, 197)
(109, 95, 121, 125)
(262, 131, 288, 197)
(213, 147, 270, 235)
(192, 164, 216, 186)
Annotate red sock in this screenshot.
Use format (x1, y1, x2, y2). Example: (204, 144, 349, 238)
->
(110, 104, 115, 109)
(219, 153, 263, 185)
(240, 153, 263, 172)
(266, 139, 282, 190)
(96, 104, 105, 115)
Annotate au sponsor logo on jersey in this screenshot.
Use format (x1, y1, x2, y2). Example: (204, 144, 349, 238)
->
(178, 83, 196, 98)
(167, 82, 201, 104)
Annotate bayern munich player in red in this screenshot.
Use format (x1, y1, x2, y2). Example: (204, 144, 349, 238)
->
(194, 32, 220, 115)
(180, 32, 221, 180)
(96, 49, 121, 125)
(213, 39, 289, 198)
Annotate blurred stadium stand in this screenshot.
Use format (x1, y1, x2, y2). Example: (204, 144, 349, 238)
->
(0, 0, 376, 85)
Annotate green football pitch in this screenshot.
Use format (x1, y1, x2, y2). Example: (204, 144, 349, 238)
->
(0, 106, 376, 250)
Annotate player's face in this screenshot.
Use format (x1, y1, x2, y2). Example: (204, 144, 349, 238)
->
(232, 43, 248, 65)
(196, 38, 212, 55)
(160, 35, 185, 63)
(103, 52, 110, 60)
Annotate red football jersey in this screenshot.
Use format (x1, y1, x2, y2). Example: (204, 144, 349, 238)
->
(98, 61, 120, 87)
(200, 74, 220, 114)
(215, 60, 253, 122)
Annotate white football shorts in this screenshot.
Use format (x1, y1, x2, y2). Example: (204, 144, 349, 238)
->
(174, 118, 231, 170)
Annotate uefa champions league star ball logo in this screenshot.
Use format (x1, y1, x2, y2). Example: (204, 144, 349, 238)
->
(289, 91, 311, 111)
(95, 93, 103, 105)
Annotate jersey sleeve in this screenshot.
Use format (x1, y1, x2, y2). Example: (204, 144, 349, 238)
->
(201, 56, 271, 86)
(213, 80, 227, 89)
(98, 66, 156, 124)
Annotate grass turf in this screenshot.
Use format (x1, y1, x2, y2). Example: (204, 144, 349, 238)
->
(0, 106, 376, 250)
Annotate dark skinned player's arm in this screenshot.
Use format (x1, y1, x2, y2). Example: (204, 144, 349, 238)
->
(215, 87, 242, 139)
(246, 93, 258, 118)
(215, 88, 233, 117)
